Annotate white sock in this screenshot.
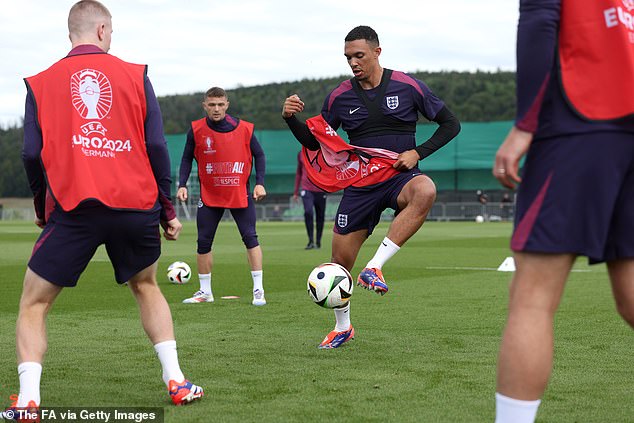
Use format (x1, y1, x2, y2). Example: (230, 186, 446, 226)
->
(154, 340, 185, 387)
(251, 270, 263, 292)
(198, 273, 211, 295)
(334, 303, 351, 332)
(495, 392, 541, 423)
(366, 237, 400, 269)
(17, 362, 42, 407)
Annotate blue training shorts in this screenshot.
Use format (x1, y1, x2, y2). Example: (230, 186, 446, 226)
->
(196, 195, 259, 254)
(512, 131, 634, 263)
(334, 169, 422, 236)
(28, 204, 162, 287)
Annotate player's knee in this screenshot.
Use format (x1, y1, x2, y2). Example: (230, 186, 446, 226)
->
(197, 241, 212, 254)
(407, 178, 436, 211)
(127, 277, 158, 296)
(19, 296, 55, 316)
(304, 210, 314, 220)
(418, 178, 437, 203)
(242, 234, 259, 249)
(19, 290, 58, 314)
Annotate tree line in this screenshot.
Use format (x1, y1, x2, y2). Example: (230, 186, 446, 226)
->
(160, 70, 515, 133)
(0, 70, 515, 197)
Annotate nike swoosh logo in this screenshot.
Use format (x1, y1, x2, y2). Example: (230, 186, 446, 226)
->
(349, 107, 361, 114)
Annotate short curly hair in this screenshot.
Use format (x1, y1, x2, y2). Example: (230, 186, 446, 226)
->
(345, 26, 379, 47)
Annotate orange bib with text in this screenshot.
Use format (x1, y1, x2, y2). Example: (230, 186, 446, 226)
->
(25, 53, 158, 211)
(192, 118, 253, 208)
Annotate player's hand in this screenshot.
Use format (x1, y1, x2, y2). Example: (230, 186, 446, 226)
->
(292, 194, 299, 203)
(253, 184, 267, 201)
(34, 217, 45, 229)
(392, 149, 419, 171)
(176, 187, 188, 202)
(493, 126, 533, 189)
(282, 94, 304, 118)
(161, 217, 183, 241)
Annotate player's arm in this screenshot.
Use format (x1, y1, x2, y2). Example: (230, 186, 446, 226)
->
(177, 127, 195, 202)
(393, 105, 460, 170)
(22, 88, 46, 227)
(391, 76, 460, 170)
(494, 0, 560, 188)
(143, 74, 179, 234)
(251, 133, 267, 201)
(515, 0, 560, 133)
(282, 94, 320, 150)
(414, 105, 461, 160)
(293, 153, 302, 199)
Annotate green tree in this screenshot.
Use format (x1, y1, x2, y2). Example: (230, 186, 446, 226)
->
(0, 125, 30, 197)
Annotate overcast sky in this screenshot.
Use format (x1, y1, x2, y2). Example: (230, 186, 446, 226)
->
(0, 0, 519, 126)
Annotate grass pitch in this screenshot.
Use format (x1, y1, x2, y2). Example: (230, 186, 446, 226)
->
(0, 220, 633, 422)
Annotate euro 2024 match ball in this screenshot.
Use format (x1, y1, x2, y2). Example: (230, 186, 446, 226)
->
(167, 261, 191, 284)
(307, 263, 354, 308)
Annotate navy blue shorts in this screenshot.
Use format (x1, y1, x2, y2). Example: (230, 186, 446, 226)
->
(512, 131, 634, 263)
(29, 205, 161, 287)
(334, 169, 422, 235)
(196, 196, 259, 254)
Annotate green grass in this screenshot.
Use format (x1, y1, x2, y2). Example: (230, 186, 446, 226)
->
(1, 220, 633, 422)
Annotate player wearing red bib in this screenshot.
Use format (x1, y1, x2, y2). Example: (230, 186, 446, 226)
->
(2, 1, 203, 415)
(178, 87, 267, 306)
(493, 1, 634, 421)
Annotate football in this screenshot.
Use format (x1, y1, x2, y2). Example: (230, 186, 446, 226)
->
(167, 261, 191, 284)
(307, 263, 353, 308)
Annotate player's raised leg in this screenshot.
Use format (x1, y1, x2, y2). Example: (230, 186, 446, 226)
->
(128, 262, 203, 405)
(358, 175, 436, 295)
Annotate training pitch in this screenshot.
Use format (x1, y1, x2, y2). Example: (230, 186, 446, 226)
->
(0, 220, 632, 422)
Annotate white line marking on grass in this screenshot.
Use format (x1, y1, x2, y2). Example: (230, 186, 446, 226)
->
(427, 266, 498, 271)
(425, 266, 592, 272)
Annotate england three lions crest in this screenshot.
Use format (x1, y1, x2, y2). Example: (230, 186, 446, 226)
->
(337, 214, 348, 228)
(386, 96, 399, 110)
